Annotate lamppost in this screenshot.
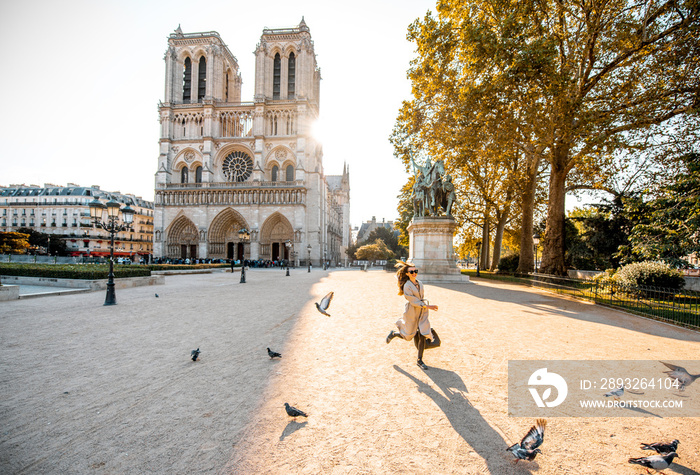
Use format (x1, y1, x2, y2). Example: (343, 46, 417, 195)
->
(533, 233, 540, 273)
(475, 240, 482, 277)
(89, 199, 134, 306)
(307, 244, 312, 273)
(238, 228, 250, 283)
(285, 240, 292, 275)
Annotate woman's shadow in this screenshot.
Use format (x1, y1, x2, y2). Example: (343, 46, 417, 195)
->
(394, 365, 538, 474)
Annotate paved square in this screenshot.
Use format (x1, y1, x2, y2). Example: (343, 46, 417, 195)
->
(1, 269, 699, 474)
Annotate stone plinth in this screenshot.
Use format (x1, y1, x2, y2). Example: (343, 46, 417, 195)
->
(408, 217, 470, 284)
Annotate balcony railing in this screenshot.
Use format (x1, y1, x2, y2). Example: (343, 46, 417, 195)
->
(159, 180, 305, 190)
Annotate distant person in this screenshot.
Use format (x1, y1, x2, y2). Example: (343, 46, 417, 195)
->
(386, 261, 438, 370)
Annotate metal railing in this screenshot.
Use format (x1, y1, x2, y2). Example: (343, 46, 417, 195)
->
(524, 274, 700, 330)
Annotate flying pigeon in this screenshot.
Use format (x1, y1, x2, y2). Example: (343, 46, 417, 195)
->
(660, 362, 699, 391)
(191, 348, 200, 361)
(284, 403, 308, 418)
(506, 419, 546, 461)
(641, 439, 679, 454)
(267, 347, 282, 359)
(315, 291, 334, 316)
(604, 385, 624, 400)
(628, 452, 679, 473)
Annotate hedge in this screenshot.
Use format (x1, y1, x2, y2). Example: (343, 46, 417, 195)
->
(0, 263, 151, 280)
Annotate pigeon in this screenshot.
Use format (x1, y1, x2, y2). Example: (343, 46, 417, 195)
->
(604, 385, 624, 399)
(155, 293, 159, 298)
(628, 452, 679, 473)
(506, 419, 546, 461)
(314, 291, 334, 316)
(191, 348, 200, 361)
(267, 347, 282, 359)
(284, 403, 308, 418)
(641, 439, 679, 454)
(660, 361, 699, 391)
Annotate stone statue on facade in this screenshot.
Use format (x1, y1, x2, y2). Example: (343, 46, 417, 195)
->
(410, 157, 456, 218)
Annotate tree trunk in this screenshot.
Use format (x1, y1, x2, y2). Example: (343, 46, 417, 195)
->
(540, 163, 568, 275)
(517, 153, 540, 274)
(490, 204, 510, 271)
(480, 214, 489, 270)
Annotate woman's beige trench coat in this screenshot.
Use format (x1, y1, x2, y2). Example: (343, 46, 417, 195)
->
(395, 279, 432, 340)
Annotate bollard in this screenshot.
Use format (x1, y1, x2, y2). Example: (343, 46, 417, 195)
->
(240, 266, 246, 283)
(286, 267, 290, 276)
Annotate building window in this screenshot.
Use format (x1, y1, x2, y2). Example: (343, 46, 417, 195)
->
(288, 52, 296, 99)
(286, 165, 294, 182)
(222, 151, 253, 182)
(225, 71, 229, 101)
(273, 53, 281, 100)
(198, 56, 206, 102)
(195, 166, 202, 183)
(181, 167, 188, 184)
(271, 165, 278, 182)
(183, 57, 192, 103)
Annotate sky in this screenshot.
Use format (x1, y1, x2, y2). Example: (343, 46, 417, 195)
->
(0, 0, 437, 227)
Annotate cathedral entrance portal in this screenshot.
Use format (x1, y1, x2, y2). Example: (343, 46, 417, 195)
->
(209, 208, 248, 259)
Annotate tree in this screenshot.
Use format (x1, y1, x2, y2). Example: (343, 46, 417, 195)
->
(396, 0, 700, 276)
(627, 152, 700, 267)
(16, 228, 68, 256)
(366, 226, 408, 259)
(355, 240, 393, 261)
(0, 232, 30, 254)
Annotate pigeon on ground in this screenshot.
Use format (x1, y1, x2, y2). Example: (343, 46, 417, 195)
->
(284, 403, 308, 418)
(604, 385, 624, 399)
(267, 347, 282, 359)
(155, 293, 159, 298)
(628, 452, 679, 473)
(660, 361, 699, 391)
(315, 291, 334, 316)
(506, 419, 546, 461)
(641, 439, 679, 454)
(191, 348, 200, 361)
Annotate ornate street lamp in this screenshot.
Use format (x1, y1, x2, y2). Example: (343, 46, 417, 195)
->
(89, 199, 134, 305)
(307, 244, 312, 273)
(238, 227, 250, 283)
(533, 233, 540, 273)
(475, 240, 482, 277)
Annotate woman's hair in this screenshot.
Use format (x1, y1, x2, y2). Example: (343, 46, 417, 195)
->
(395, 260, 414, 295)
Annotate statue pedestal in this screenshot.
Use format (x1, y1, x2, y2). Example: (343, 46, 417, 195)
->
(408, 217, 470, 284)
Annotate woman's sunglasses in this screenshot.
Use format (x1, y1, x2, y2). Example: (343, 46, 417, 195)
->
(408, 269, 419, 274)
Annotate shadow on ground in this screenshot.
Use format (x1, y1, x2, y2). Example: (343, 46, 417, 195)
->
(394, 365, 537, 474)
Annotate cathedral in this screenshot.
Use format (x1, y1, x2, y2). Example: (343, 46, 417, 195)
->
(153, 20, 350, 266)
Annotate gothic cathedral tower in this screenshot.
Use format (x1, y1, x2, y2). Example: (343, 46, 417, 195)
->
(154, 20, 349, 265)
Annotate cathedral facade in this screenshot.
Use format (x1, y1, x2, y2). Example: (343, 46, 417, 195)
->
(154, 20, 350, 265)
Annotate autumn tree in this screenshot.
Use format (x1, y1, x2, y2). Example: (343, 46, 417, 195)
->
(356, 240, 393, 262)
(395, 0, 700, 276)
(0, 232, 30, 254)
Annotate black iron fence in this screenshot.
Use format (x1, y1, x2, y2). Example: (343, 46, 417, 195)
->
(525, 273, 700, 330)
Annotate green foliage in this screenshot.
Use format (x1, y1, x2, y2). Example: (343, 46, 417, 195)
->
(0, 232, 30, 254)
(497, 254, 520, 274)
(355, 240, 393, 261)
(0, 263, 151, 279)
(16, 227, 69, 256)
(627, 153, 700, 267)
(365, 226, 408, 259)
(614, 262, 685, 291)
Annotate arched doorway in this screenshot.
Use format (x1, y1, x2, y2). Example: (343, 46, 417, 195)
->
(166, 215, 198, 259)
(209, 208, 248, 259)
(259, 212, 293, 261)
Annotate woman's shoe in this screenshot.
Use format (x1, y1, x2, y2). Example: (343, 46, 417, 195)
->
(417, 359, 428, 370)
(386, 331, 398, 344)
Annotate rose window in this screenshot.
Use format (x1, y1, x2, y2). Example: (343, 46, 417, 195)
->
(222, 151, 253, 182)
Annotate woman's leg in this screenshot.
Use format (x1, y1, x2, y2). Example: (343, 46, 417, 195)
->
(416, 334, 427, 369)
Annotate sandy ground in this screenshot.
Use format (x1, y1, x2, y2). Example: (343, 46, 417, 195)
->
(1, 268, 699, 474)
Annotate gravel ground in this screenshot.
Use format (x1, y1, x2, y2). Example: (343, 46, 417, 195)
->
(1, 268, 698, 474)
